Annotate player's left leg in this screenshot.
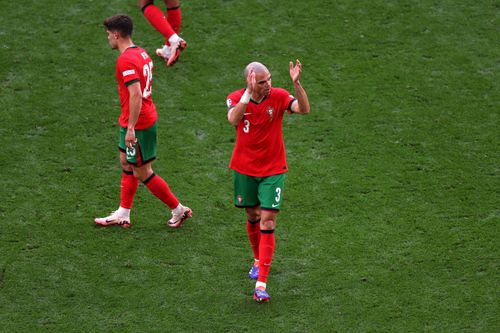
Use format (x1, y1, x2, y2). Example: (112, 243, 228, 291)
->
(134, 162, 179, 208)
(133, 162, 192, 227)
(253, 209, 277, 302)
(252, 173, 285, 302)
(132, 124, 192, 227)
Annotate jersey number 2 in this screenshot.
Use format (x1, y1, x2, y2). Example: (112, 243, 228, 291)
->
(142, 61, 153, 98)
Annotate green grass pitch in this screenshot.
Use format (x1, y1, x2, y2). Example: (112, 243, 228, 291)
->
(0, 0, 498, 331)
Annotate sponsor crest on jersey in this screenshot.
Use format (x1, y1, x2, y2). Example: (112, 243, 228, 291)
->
(266, 106, 274, 121)
(227, 99, 232, 108)
(123, 69, 136, 77)
(237, 195, 243, 204)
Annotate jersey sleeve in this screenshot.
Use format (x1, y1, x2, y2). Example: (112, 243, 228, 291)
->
(277, 88, 296, 113)
(286, 94, 296, 113)
(117, 56, 140, 87)
(226, 90, 243, 111)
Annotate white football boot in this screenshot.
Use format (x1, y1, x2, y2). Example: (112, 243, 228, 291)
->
(95, 211, 131, 228)
(155, 44, 172, 61)
(167, 205, 192, 228)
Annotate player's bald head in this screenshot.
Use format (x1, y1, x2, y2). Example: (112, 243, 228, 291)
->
(244, 62, 269, 78)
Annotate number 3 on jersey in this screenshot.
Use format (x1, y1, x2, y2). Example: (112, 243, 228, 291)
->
(142, 61, 153, 98)
(243, 119, 250, 133)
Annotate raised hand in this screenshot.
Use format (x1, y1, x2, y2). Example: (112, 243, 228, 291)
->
(246, 69, 256, 94)
(289, 59, 302, 83)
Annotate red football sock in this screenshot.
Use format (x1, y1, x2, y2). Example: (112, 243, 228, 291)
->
(246, 219, 261, 261)
(143, 173, 179, 209)
(120, 171, 138, 209)
(143, 4, 176, 43)
(257, 230, 275, 283)
(166, 6, 182, 34)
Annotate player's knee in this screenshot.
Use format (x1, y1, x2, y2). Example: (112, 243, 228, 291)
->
(121, 160, 132, 172)
(133, 170, 146, 182)
(133, 165, 154, 182)
(260, 219, 276, 230)
(247, 213, 260, 222)
(165, 0, 180, 8)
(245, 208, 260, 222)
(139, 0, 154, 11)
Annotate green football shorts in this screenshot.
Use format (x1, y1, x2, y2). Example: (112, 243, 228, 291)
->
(119, 123, 158, 166)
(233, 171, 286, 210)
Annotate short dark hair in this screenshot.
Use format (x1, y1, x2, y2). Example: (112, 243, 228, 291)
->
(103, 14, 133, 37)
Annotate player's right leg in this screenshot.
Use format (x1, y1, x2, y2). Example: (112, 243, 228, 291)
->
(246, 209, 261, 279)
(95, 151, 138, 228)
(234, 171, 262, 279)
(94, 209, 131, 228)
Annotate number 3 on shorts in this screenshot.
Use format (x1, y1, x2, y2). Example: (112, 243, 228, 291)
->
(272, 187, 281, 208)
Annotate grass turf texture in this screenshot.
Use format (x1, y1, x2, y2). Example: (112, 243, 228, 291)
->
(0, 0, 498, 331)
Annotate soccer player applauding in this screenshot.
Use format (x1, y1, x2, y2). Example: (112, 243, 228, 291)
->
(226, 60, 310, 302)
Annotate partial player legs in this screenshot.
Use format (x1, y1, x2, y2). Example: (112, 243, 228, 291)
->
(165, 0, 181, 34)
(245, 207, 278, 303)
(142, 2, 176, 41)
(246, 218, 261, 279)
(140, 0, 187, 66)
(137, 163, 192, 228)
(96, 156, 192, 228)
(95, 155, 138, 228)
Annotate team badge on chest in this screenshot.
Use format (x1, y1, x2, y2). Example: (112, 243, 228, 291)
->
(266, 106, 274, 121)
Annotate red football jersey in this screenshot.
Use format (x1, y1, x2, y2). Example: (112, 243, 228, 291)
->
(227, 87, 296, 177)
(115, 46, 157, 129)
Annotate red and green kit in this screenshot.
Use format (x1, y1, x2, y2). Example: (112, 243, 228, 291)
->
(226, 87, 296, 177)
(115, 46, 157, 130)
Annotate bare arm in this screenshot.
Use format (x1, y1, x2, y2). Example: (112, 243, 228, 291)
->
(126, 81, 142, 148)
(289, 59, 310, 115)
(227, 101, 248, 126)
(227, 71, 255, 126)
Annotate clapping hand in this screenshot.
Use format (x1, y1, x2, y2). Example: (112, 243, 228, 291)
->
(289, 59, 302, 83)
